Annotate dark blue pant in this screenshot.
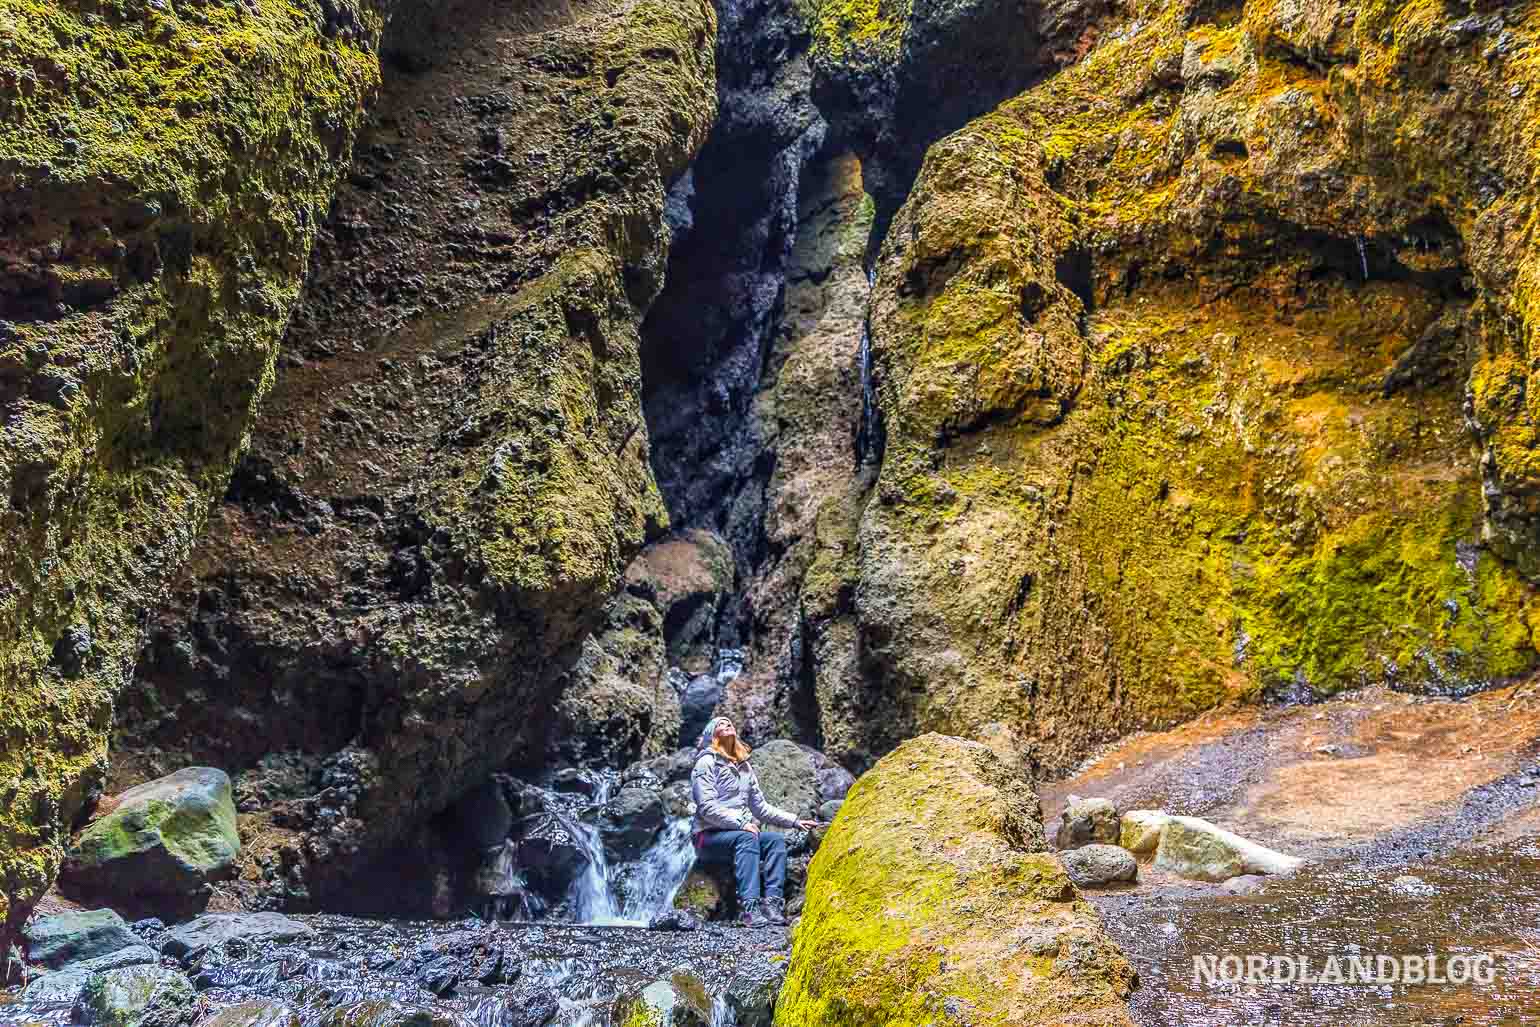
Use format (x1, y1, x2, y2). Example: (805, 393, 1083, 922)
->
(696, 830, 787, 905)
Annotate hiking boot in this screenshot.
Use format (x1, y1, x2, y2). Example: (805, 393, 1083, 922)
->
(738, 899, 768, 928)
(762, 897, 789, 926)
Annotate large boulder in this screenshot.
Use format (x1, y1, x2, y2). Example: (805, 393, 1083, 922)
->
(23, 909, 138, 969)
(747, 741, 819, 824)
(776, 734, 1135, 1025)
(1153, 817, 1303, 883)
(1056, 796, 1120, 850)
(159, 913, 314, 964)
(63, 768, 240, 903)
(74, 965, 195, 1027)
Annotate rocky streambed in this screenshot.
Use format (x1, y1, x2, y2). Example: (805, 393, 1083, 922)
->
(4, 911, 788, 1027)
(1044, 684, 1540, 1026)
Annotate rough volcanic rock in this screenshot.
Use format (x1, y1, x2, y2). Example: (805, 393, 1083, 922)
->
(595, 786, 666, 861)
(115, 0, 719, 914)
(746, 741, 819, 823)
(547, 591, 683, 768)
(847, 0, 1540, 775)
(776, 733, 1134, 1025)
(714, 151, 881, 758)
(62, 767, 241, 907)
(624, 530, 737, 675)
(1060, 844, 1138, 887)
(1057, 796, 1120, 850)
(0, 0, 388, 949)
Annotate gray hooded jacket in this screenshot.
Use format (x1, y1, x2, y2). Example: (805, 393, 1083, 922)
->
(690, 718, 798, 835)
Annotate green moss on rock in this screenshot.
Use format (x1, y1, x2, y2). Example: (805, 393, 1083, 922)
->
(775, 733, 1134, 1026)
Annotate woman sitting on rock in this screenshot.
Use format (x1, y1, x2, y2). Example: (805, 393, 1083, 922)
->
(690, 716, 817, 927)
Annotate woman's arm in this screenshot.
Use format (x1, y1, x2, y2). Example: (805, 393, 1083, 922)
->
(746, 769, 800, 829)
(691, 756, 751, 830)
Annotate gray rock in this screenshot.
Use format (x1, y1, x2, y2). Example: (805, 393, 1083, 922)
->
(595, 786, 665, 860)
(24, 909, 139, 969)
(159, 913, 315, 963)
(648, 909, 703, 932)
(1059, 844, 1138, 887)
(63, 768, 241, 901)
(1056, 796, 1119, 850)
(724, 956, 787, 1027)
(194, 1000, 301, 1027)
(817, 799, 844, 823)
(815, 766, 855, 803)
(19, 968, 92, 1006)
(69, 945, 161, 974)
(1393, 874, 1437, 897)
(679, 674, 726, 748)
(1220, 874, 1269, 895)
(748, 740, 818, 822)
(1153, 816, 1303, 882)
(74, 964, 194, 1027)
(661, 779, 694, 819)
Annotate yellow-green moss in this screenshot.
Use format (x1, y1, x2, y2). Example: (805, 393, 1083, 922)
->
(775, 734, 1134, 1026)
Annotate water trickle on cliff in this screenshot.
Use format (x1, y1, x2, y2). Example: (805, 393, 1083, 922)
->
(855, 267, 881, 466)
(1356, 235, 1369, 280)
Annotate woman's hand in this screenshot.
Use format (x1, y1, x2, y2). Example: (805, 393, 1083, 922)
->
(745, 820, 760, 834)
(796, 819, 819, 831)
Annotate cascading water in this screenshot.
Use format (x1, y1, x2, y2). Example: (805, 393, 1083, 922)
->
(855, 266, 880, 465)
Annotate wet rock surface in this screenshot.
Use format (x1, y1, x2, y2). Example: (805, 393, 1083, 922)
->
(7, 915, 791, 1027)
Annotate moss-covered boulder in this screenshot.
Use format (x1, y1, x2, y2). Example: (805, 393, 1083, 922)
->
(73, 964, 195, 1027)
(776, 733, 1135, 1026)
(63, 768, 239, 905)
(0, 0, 387, 946)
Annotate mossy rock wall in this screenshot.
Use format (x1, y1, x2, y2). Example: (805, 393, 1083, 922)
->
(844, 0, 1540, 773)
(0, 0, 387, 946)
(114, 0, 718, 912)
(775, 732, 1135, 1025)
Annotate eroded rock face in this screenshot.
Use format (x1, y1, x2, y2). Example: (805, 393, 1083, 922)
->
(777, 733, 1135, 1025)
(112, 0, 718, 915)
(848, 0, 1540, 775)
(0, 0, 389, 947)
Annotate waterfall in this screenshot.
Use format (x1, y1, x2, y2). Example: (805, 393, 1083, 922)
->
(855, 267, 880, 465)
(571, 815, 696, 926)
(714, 647, 744, 685)
(1356, 235, 1369, 280)
(618, 819, 696, 922)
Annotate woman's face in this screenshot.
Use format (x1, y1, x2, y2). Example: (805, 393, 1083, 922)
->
(714, 719, 738, 741)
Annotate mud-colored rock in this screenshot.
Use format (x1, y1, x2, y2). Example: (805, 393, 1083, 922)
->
(63, 768, 240, 904)
(776, 733, 1134, 1026)
(625, 531, 737, 675)
(1057, 796, 1120, 850)
(195, 1001, 302, 1027)
(1119, 811, 1172, 856)
(1154, 816, 1302, 883)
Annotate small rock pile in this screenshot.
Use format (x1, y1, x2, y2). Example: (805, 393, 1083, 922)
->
(1055, 795, 1302, 887)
